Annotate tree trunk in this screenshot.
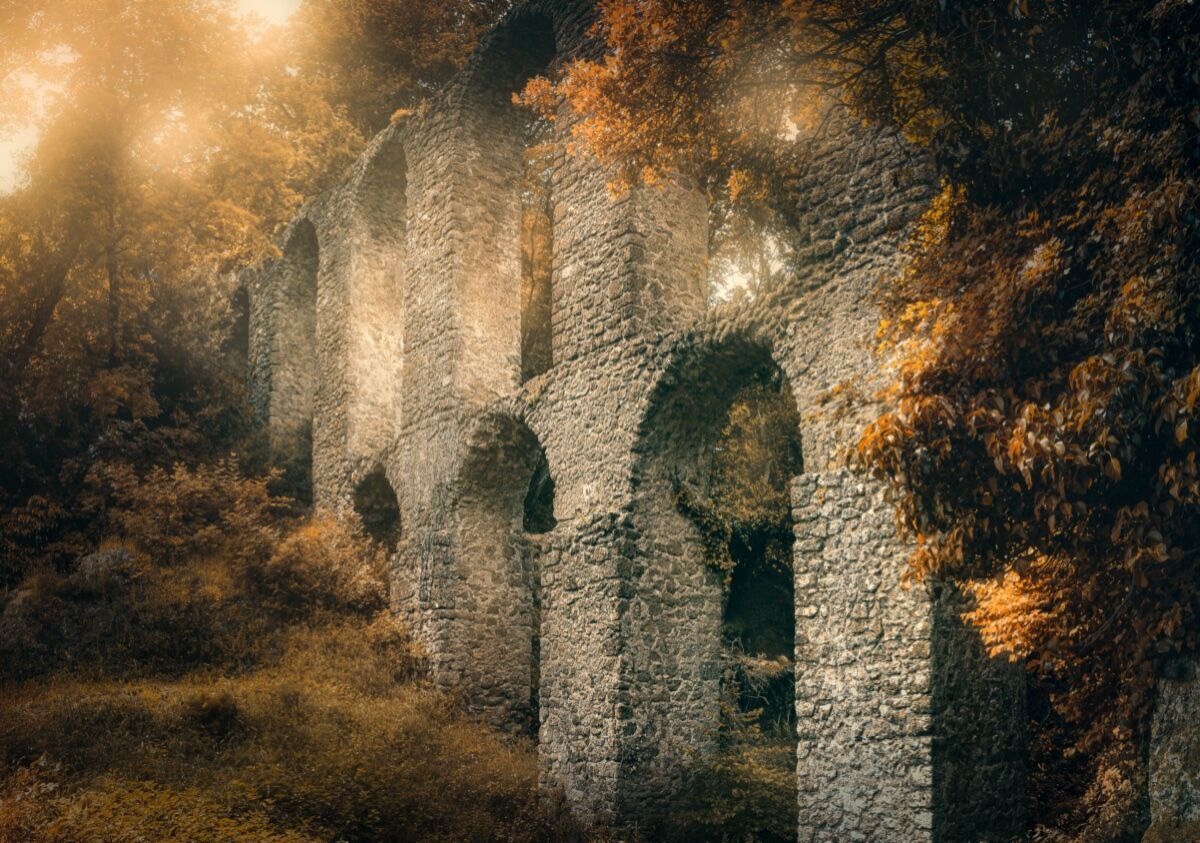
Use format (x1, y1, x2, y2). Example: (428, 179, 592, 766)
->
(6, 239, 78, 379)
(106, 208, 120, 365)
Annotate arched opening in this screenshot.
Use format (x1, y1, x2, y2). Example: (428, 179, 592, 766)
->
(461, 13, 559, 396)
(523, 446, 556, 534)
(630, 337, 802, 838)
(457, 414, 555, 735)
(272, 220, 319, 504)
(704, 381, 801, 744)
(225, 285, 250, 368)
(353, 465, 401, 546)
(351, 136, 406, 457)
(520, 136, 554, 382)
(470, 13, 557, 110)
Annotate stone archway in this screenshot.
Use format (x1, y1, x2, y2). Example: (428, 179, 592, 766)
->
(458, 11, 560, 400)
(353, 465, 401, 547)
(349, 134, 407, 461)
(455, 413, 556, 734)
(225, 284, 250, 370)
(268, 218, 319, 504)
(626, 334, 803, 828)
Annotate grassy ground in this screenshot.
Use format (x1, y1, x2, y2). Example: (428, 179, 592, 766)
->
(0, 463, 580, 842)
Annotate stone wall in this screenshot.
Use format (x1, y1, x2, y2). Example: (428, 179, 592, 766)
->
(793, 474, 1026, 842)
(793, 472, 933, 840)
(1146, 662, 1200, 842)
(241, 0, 1029, 836)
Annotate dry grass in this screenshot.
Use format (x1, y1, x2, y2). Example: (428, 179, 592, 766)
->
(0, 461, 582, 842)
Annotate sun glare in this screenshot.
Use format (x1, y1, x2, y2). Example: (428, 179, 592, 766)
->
(0, 70, 56, 195)
(0, 0, 297, 194)
(237, 0, 301, 26)
(0, 127, 36, 193)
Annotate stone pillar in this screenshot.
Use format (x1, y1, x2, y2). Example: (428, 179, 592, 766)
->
(242, 265, 270, 426)
(311, 217, 355, 514)
(552, 151, 709, 364)
(439, 415, 548, 730)
(264, 221, 319, 453)
(615, 493, 725, 824)
(249, 220, 321, 502)
(537, 513, 631, 824)
(793, 472, 935, 841)
(1146, 662, 1200, 842)
(792, 472, 1025, 842)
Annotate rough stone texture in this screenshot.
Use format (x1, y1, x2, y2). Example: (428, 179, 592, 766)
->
(792, 472, 933, 840)
(1145, 663, 1200, 842)
(791, 473, 1027, 841)
(240, 0, 1028, 836)
(931, 582, 1028, 842)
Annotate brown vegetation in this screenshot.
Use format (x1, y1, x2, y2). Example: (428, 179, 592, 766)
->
(0, 462, 579, 842)
(0, 0, 511, 585)
(672, 381, 803, 842)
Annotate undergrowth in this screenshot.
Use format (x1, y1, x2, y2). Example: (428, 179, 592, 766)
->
(0, 460, 581, 842)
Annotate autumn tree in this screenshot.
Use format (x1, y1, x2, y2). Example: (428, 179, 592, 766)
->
(0, 0, 507, 581)
(283, 0, 513, 140)
(541, 0, 1200, 838)
(0, 1, 275, 577)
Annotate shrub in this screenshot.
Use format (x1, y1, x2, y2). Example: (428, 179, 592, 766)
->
(0, 768, 313, 843)
(0, 457, 585, 841)
(90, 458, 291, 567)
(245, 519, 388, 618)
(0, 465, 390, 680)
(0, 623, 578, 842)
(666, 690, 796, 843)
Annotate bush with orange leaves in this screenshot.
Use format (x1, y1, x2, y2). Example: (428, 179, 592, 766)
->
(858, 162, 1200, 836)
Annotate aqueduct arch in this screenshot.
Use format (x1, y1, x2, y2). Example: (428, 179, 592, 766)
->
(624, 335, 804, 818)
(458, 10, 560, 401)
(352, 464, 401, 547)
(346, 135, 407, 464)
(454, 412, 556, 733)
(249, 217, 320, 503)
(243, 0, 1029, 837)
(225, 284, 250, 368)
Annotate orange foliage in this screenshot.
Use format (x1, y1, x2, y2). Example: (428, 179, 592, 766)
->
(0, 459, 581, 841)
(550, 0, 1200, 836)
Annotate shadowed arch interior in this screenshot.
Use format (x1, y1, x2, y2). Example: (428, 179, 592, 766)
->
(626, 336, 803, 828)
(272, 219, 319, 504)
(353, 465, 401, 546)
(457, 414, 556, 735)
(226, 285, 250, 367)
(469, 12, 558, 108)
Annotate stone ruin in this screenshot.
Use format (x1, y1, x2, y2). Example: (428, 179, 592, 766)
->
(236, 1, 1032, 838)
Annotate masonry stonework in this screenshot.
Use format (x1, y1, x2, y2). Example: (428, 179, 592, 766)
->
(1145, 662, 1200, 842)
(241, 1, 1028, 837)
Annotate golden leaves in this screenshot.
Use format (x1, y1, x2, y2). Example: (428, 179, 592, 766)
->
(513, 76, 558, 121)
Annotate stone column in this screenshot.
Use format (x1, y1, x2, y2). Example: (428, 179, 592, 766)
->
(537, 513, 632, 825)
(1146, 661, 1200, 842)
(792, 472, 1025, 842)
(552, 149, 709, 365)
